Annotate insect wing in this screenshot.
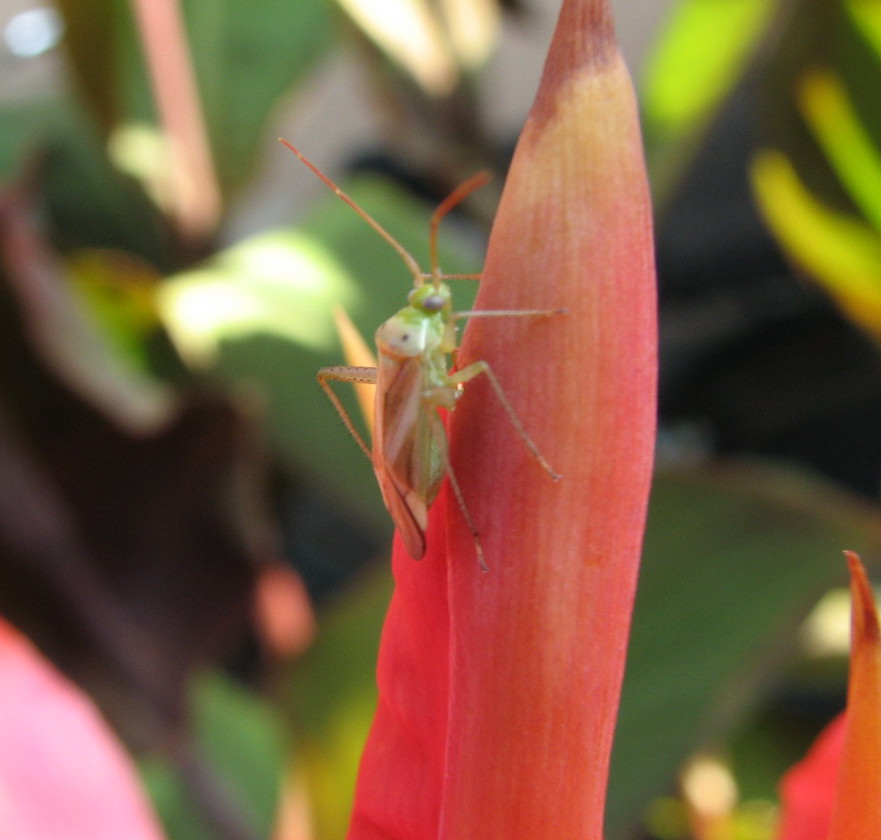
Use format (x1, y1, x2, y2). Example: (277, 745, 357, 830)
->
(375, 467, 427, 559)
(373, 352, 440, 559)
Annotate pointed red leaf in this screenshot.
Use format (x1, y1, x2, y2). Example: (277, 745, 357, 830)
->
(348, 0, 656, 837)
(827, 551, 881, 837)
(777, 552, 881, 839)
(777, 714, 845, 840)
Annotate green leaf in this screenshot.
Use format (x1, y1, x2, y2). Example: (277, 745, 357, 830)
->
(181, 0, 335, 194)
(54, 0, 335, 205)
(750, 0, 881, 341)
(0, 97, 65, 181)
(751, 149, 881, 339)
(141, 671, 285, 840)
(797, 69, 881, 233)
(641, 0, 776, 203)
(35, 101, 176, 267)
(846, 0, 881, 62)
(605, 462, 881, 839)
(53, 0, 145, 132)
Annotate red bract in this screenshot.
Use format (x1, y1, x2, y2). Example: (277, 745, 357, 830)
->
(777, 714, 844, 840)
(0, 618, 165, 840)
(347, 0, 656, 837)
(776, 552, 881, 840)
(828, 551, 881, 838)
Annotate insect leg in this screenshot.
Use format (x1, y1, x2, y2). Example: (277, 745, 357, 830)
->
(425, 408, 488, 571)
(452, 307, 567, 320)
(449, 361, 562, 481)
(317, 366, 377, 460)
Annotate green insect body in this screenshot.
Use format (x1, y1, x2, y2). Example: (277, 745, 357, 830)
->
(281, 139, 561, 569)
(372, 282, 459, 559)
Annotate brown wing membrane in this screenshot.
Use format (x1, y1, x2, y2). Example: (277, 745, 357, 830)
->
(373, 354, 434, 559)
(375, 466, 427, 558)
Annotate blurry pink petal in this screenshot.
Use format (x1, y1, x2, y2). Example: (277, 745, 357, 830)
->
(0, 618, 165, 840)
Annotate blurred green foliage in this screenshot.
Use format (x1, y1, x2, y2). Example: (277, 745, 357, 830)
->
(141, 671, 286, 840)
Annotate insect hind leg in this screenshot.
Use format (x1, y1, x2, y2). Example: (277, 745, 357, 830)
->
(449, 361, 562, 481)
(425, 409, 488, 571)
(317, 366, 378, 460)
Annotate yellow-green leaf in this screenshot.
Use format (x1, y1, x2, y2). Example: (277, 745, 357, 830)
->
(751, 149, 881, 340)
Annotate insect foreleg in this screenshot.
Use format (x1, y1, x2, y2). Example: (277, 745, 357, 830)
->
(317, 366, 378, 459)
(425, 408, 488, 572)
(449, 361, 562, 482)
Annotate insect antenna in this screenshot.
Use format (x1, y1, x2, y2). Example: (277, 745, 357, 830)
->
(280, 138, 424, 285)
(428, 170, 491, 288)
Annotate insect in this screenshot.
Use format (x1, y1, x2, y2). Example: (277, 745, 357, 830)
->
(280, 139, 561, 570)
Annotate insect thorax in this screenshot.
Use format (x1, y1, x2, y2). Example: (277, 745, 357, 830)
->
(375, 305, 446, 359)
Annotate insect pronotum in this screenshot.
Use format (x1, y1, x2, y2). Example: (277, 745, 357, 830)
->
(281, 139, 561, 570)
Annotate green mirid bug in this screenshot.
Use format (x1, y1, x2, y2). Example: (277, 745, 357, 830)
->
(281, 139, 561, 570)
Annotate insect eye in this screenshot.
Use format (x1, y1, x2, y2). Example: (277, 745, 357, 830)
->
(422, 295, 445, 311)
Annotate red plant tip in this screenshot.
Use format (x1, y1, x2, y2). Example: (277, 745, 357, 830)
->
(348, 0, 656, 837)
(776, 552, 881, 840)
(826, 551, 881, 839)
(846, 550, 881, 646)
